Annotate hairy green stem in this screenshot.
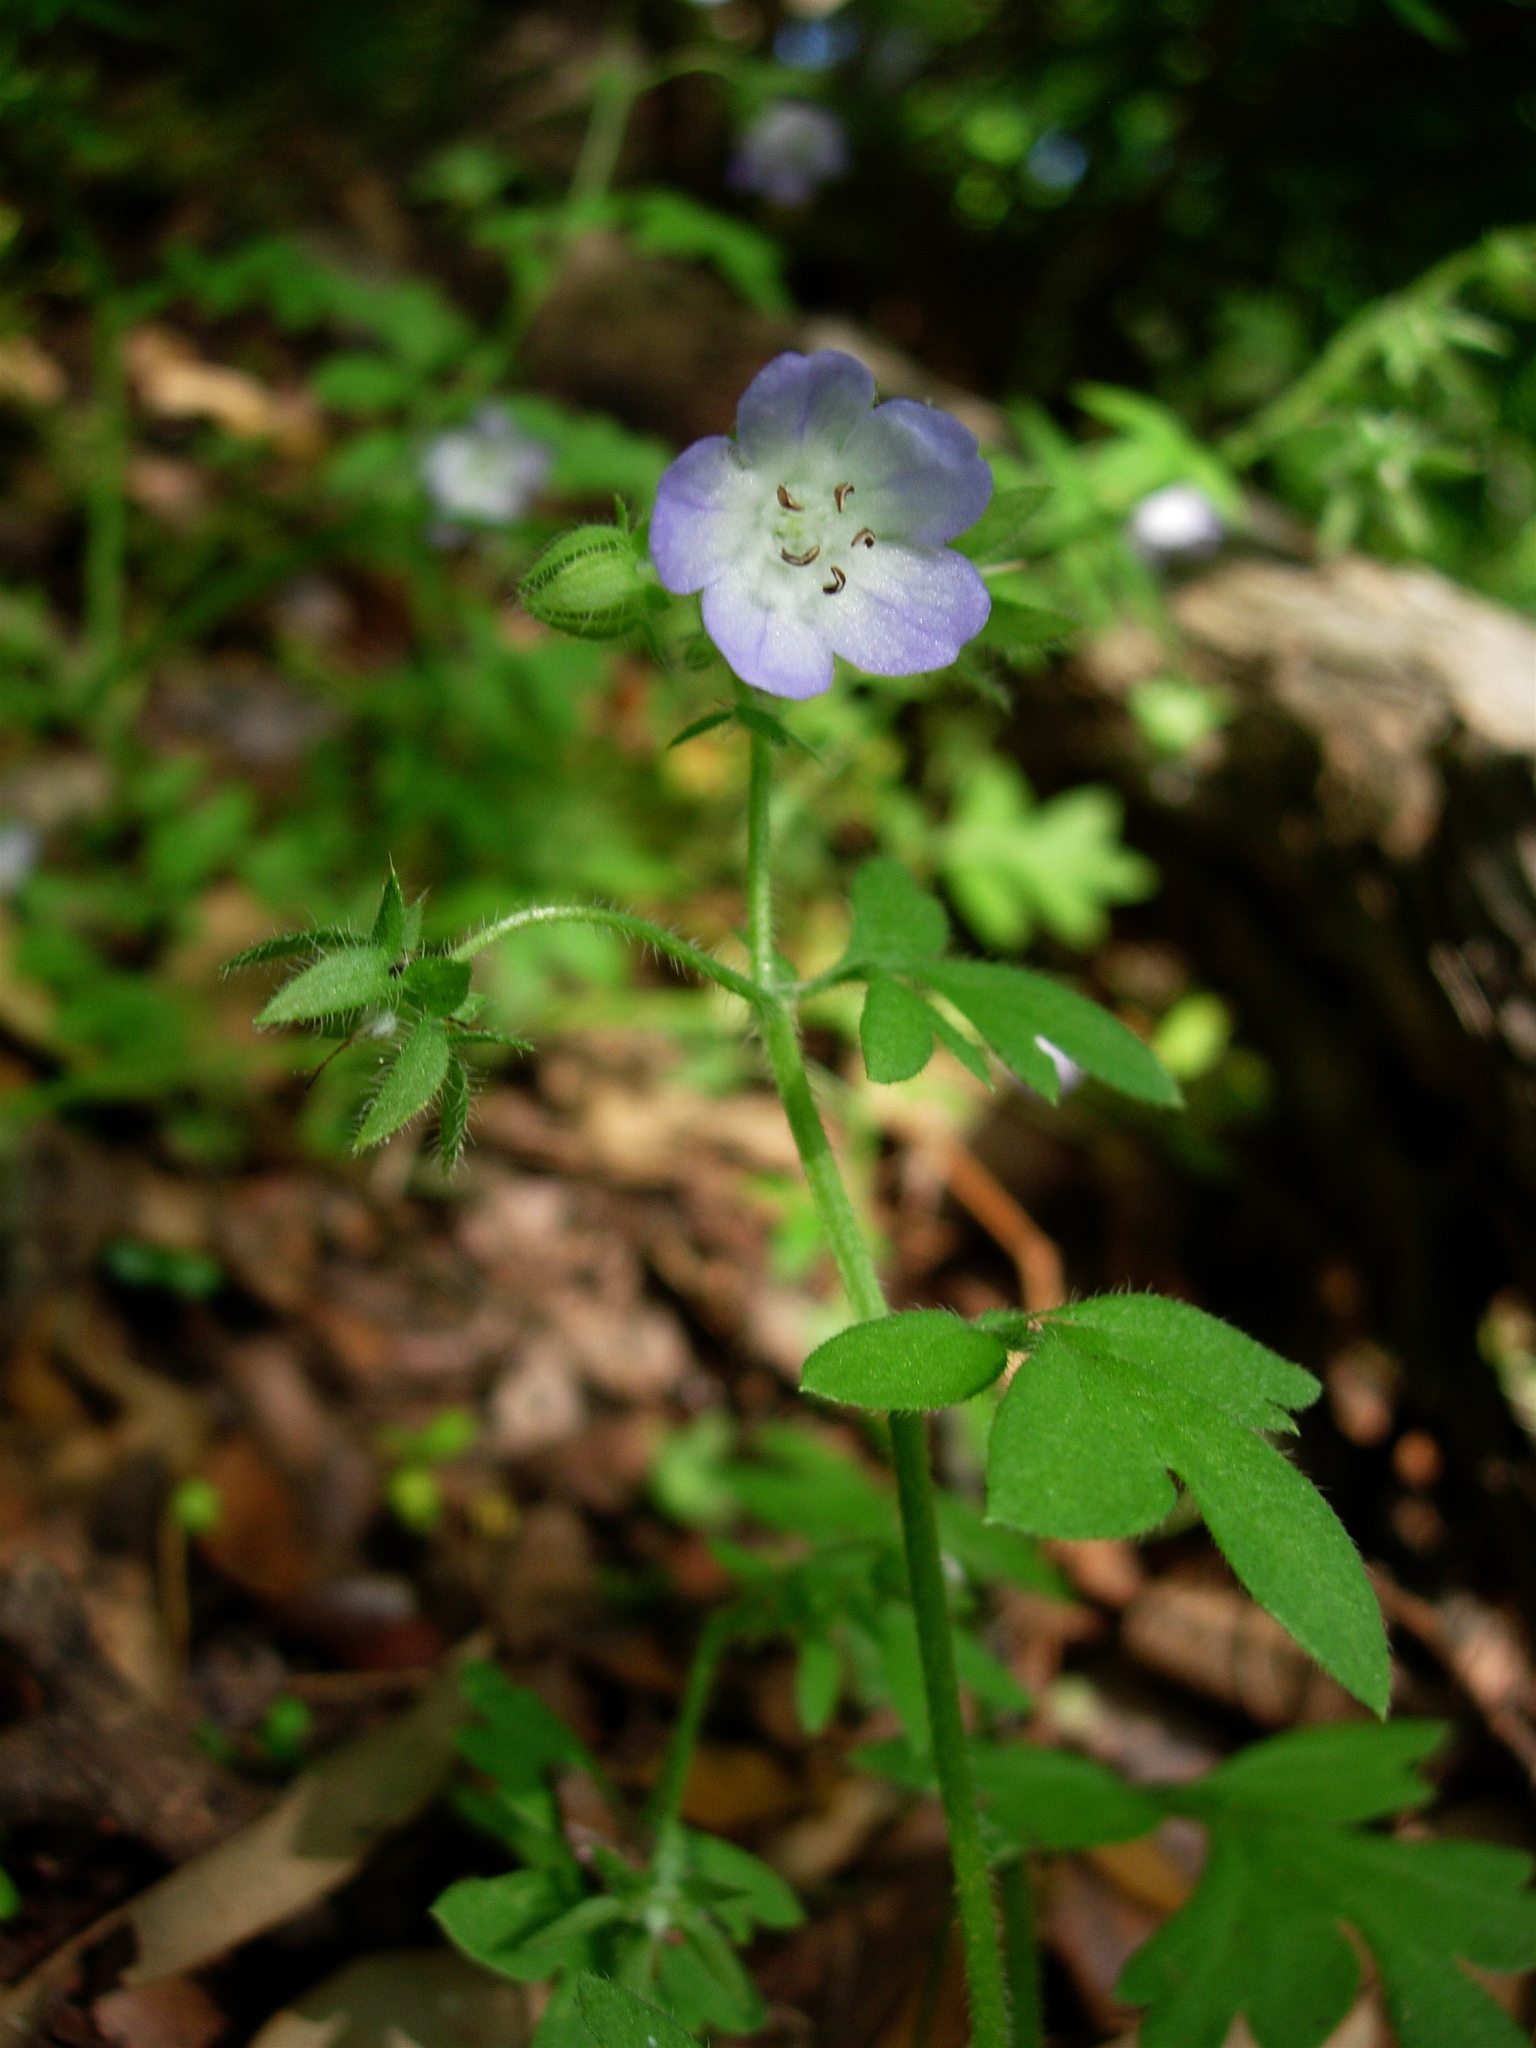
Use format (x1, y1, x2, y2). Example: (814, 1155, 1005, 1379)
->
(646, 1608, 738, 1834)
(450, 902, 758, 1002)
(997, 1858, 1044, 2048)
(744, 733, 1015, 2048)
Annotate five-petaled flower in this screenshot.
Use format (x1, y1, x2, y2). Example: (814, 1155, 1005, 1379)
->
(649, 350, 992, 699)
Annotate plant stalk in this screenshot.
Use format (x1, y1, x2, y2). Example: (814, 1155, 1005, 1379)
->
(83, 299, 128, 717)
(997, 1857, 1045, 2048)
(568, 40, 643, 211)
(646, 1607, 737, 1834)
(744, 731, 1016, 2048)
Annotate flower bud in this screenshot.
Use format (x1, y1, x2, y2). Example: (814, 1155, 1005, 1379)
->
(518, 524, 661, 639)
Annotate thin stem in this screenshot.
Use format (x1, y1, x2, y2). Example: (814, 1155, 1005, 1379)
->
(568, 41, 643, 211)
(450, 903, 759, 1002)
(910, 1898, 956, 2048)
(744, 730, 1015, 2048)
(83, 301, 128, 714)
(889, 1411, 1014, 2048)
(646, 1608, 737, 1833)
(746, 729, 775, 989)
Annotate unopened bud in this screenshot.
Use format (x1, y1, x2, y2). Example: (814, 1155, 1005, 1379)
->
(518, 524, 661, 639)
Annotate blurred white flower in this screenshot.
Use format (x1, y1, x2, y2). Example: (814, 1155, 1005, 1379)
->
(1026, 130, 1089, 191)
(1127, 483, 1225, 561)
(729, 103, 850, 206)
(421, 404, 552, 525)
(0, 823, 39, 895)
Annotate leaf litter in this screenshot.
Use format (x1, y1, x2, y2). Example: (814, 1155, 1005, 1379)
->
(0, 1033, 1532, 2048)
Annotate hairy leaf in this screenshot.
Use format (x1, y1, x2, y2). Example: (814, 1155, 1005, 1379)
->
(860, 974, 934, 1083)
(433, 1869, 581, 1978)
(371, 869, 406, 956)
(224, 928, 352, 972)
(843, 858, 948, 968)
(355, 1017, 451, 1149)
(574, 1975, 698, 2048)
(439, 1056, 471, 1168)
(794, 1636, 841, 1735)
(1122, 1789, 1536, 2048)
(401, 955, 473, 1017)
(919, 959, 1181, 1108)
(256, 944, 391, 1027)
(803, 1309, 1008, 1412)
(682, 1829, 803, 1935)
(955, 482, 1052, 564)
(987, 1295, 1388, 1712)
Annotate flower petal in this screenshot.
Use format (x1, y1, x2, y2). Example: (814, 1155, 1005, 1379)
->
(736, 350, 876, 467)
(829, 545, 991, 676)
(650, 435, 754, 593)
(840, 400, 993, 545)
(702, 568, 835, 698)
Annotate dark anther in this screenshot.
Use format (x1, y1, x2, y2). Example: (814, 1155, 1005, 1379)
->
(852, 527, 875, 548)
(777, 485, 803, 510)
(834, 483, 855, 511)
(823, 566, 847, 594)
(781, 544, 821, 566)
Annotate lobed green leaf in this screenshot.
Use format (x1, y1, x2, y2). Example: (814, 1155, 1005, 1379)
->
(986, 1297, 1388, 1712)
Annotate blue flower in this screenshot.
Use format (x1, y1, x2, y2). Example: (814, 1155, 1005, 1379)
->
(729, 102, 850, 207)
(650, 351, 992, 699)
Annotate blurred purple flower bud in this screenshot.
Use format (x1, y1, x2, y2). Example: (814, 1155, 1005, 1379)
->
(650, 349, 992, 699)
(1127, 483, 1226, 562)
(421, 404, 552, 525)
(729, 102, 850, 208)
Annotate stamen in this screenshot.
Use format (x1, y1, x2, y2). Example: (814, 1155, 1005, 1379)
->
(834, 483, 855, 511)
(822, 566, 847, 595)
(852, 527, 875, 548)
(781, 544, 821, 566)
(777, 484, 803, 510)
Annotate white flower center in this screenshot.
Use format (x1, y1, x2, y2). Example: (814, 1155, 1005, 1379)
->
(768, 477, 876, 596)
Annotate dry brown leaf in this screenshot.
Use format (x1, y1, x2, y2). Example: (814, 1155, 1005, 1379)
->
(680, 1742, 802, 1832)
(194, 1438, 322, 1604)
(246, 1949, 526, 2048)
(94, 1976, 225, 2048)
(0, 335, 67, 405)
(1120, 1580, 1365, 1728)
(761, 1775, 903, 1886)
